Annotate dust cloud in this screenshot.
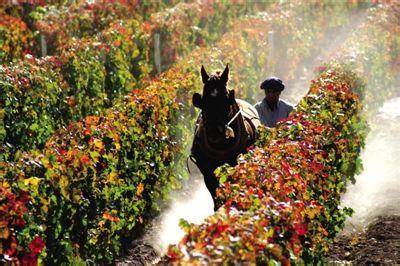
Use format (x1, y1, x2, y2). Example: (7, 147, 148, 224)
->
(144, 166, 213, 253)
(278, 6, 400, 231)
(281, 8, 369, 104)
(341, 97, 400, 232)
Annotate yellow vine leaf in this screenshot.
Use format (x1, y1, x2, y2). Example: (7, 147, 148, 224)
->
(0, 226, 10, 239)
(93, 139, 104, 151)
(41, 198, 50, 213)
(1, 181, 10, 189)
(59, 176, 69, 199)
(136, 183, 144, 196)
(24, 177, 40, 193)
(107, 171, 119, 184)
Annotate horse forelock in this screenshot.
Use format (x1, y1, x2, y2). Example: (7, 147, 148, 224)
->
(203, 75, 228, 99)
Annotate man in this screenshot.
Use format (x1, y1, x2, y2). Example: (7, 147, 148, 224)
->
(254, 77, 294, 127)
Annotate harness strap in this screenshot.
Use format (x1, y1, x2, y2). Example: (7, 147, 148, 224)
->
(186, 154, 198, 174)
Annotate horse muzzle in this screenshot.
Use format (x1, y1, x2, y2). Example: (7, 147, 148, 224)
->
(225, 126, 235, 139)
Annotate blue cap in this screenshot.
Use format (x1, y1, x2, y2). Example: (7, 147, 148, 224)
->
(260, 77, 285, 91)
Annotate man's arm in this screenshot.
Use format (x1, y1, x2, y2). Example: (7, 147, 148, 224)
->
(283, 101, 294, 116)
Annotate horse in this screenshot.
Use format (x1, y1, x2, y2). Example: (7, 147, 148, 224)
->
(190, 64, 260, 211)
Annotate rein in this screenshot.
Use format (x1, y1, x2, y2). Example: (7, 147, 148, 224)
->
(226, 108, 242, 128)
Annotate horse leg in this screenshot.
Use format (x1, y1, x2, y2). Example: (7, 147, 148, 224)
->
(198, 166, 220, 211)
(204, 173, 220, 212)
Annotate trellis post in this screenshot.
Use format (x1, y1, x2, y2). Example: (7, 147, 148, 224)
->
(268, 31, 275, 73)
(40, 34, 47, 57)
(154, 33, 161, 74)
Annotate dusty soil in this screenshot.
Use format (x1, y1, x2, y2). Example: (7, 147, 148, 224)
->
(115, 240, 160, 266)
(328, 215, 400, 265)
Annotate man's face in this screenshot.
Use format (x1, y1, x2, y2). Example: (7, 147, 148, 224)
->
(264, 88, 281, 105)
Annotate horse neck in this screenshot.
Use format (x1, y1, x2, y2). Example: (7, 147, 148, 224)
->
(196, 99, 249, 161)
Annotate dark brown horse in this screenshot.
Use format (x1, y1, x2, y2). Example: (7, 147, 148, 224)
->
(190, 64, 260, 211)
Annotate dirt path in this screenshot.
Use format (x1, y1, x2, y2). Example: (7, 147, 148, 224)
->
(329, 215, 400, 265)
(116, 240, 159, 265)
(116, 165, 213, 265)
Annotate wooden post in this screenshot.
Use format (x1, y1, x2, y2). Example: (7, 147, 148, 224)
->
(268, 31, 274, 73)
(154, 33, 161, 74)
(40, 34, 47, 57)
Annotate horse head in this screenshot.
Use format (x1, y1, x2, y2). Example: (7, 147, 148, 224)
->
(192, 64, 238, 144)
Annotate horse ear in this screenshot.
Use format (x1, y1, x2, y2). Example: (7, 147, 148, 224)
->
(220, 64, 229, 84)
(192, 93, 203, 109)
(201, 65, 209, 84)
(228, 89, 235, 103)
